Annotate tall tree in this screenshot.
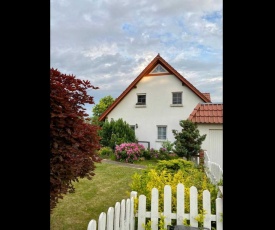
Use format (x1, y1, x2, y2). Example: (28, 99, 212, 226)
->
(172, 119, 206, 160)
(50, 68, 101, 213)
(92, 95, 115, 117)
(91, 95, 115, 126)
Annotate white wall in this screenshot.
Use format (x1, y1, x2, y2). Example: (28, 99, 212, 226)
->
(198, 124, 223, 169)
(106, 74, 205, 150)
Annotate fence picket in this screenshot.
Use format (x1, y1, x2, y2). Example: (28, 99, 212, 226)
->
(125, 199, 130, 230)
(189, 186, 198, 227)
(163, 185, 172, 227)
(98, 212, 106, 230)
(114, 202, 120, 230)
(137, 195, 146, 230)
(107, 207, 114, 230)
(87, 219, 96, 230)
(216, 198, 223, 230)
(129, 194, 136, 230)
(120, 199, 126, 230)
(203, 190, 211, 229)
(151, 188, 159, 230)
(176, 183, 184, 225)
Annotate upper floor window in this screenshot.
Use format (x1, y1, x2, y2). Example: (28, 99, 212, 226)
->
(157, 126, 167, 140)
(172, 92, 182, 104)
(136, 94, 146, 105)
(151, 64, 168, 74)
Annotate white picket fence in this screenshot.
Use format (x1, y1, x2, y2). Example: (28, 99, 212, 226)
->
(87, 184, 223, 230)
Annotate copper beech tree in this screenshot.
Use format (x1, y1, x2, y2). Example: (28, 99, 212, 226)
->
(50, 68, 101, 213)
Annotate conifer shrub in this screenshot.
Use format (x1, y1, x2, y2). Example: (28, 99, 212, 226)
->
(99, 118, 137, 150)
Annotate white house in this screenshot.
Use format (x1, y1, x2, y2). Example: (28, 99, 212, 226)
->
(99, 54, 223, 169)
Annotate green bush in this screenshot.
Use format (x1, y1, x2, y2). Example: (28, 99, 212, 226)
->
(155, 158, 195, 173)
(99, 118, 137, 150)
(141, 148, 159, 160)
(142, 147, 179, 161)
(161, 140, 175, 152)
(130, 159, 218, 214)
(98, 147, 114, 159)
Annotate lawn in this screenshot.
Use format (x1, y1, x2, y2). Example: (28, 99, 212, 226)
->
(50, 160, 145, 230)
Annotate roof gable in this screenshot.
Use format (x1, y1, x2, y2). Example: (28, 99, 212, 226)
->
(188, 103, 223, 124)
(99, 54, 212, 121)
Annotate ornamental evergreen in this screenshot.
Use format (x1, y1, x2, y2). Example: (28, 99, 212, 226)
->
(172, 119, 206, 160)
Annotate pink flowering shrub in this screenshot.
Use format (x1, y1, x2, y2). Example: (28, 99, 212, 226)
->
(115, 143, 145, 163)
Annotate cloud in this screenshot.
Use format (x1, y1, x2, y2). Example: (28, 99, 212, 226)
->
(51, 0, 223, 117)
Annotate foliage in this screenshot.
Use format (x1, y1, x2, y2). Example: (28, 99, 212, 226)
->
(98, 146, 114, 159)
(154, 159, 196, 173)
(161, 140, 175, 152)
(50, 68, 101, 213)
(158, 147, 170, 160)
(142, 147, 178, 161)
(143, 214, 166, 230)
(194, 209, 207, 229)
(172, 120, 206, 160)
(142, 148, 159, 160)
(158, 147, 179, 160)
(115, 142, 145, 163)
(143, 220, 152, 230)
(130, 159, 218, 214)
(91, 95, 115, 126)
(99, 118, 137, 149)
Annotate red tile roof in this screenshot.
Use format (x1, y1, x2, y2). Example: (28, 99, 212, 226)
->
(188, 103, 223, 124)
(99, 54, 212, 121)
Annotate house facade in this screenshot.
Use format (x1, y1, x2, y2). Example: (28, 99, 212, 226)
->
(99, 54, 223, 169)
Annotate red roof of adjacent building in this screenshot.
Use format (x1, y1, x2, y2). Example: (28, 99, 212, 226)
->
(188, 103, 223, 124)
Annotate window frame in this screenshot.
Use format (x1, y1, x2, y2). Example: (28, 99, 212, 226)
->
(136, 93, 146, 107)
(157, 125, 167, 140)
(171, 92, 183, 107)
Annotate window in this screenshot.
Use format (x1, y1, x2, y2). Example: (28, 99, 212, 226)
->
(151, 64, 168, 74)
(130, 125, 135, 131)
(172, 92, 182, 104)
(157, 126, 167, 140)
(136, 94, 146, 105)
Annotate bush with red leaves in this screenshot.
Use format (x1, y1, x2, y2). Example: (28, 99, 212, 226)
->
(50, 68, 101, 213)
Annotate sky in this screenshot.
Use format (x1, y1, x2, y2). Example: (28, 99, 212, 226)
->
(50, 0, 223, 117)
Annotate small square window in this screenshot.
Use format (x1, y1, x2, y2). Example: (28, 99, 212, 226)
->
(136, 94, 146, 105)
(157, 126, 167, 140)
(172, 92, 182, 104)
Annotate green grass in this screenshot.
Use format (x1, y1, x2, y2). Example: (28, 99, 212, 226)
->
(50, 161, 143, 230)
